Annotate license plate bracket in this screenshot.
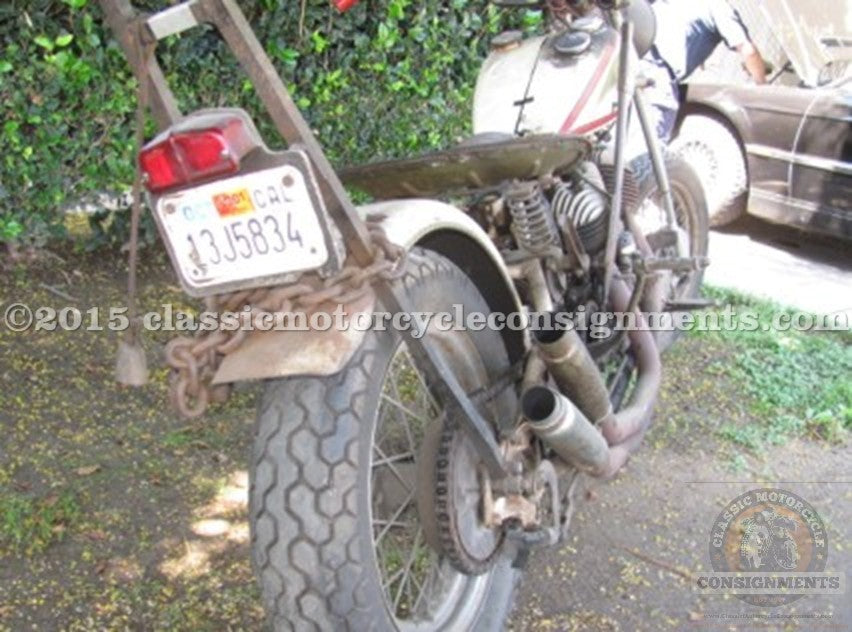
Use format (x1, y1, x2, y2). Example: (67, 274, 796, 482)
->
(151, 150, 343, 298)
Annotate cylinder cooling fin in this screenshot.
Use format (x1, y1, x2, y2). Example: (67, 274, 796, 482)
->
(553, 162, 610, 254)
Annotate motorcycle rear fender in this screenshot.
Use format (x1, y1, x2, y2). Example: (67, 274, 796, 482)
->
(212, 199, 525, 385)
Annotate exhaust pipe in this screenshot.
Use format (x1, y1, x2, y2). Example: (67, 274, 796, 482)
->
(598, 277, 662, 446)
(522, 387, 610, 475)
(533, 327, 613, 425)
(531, 275, 662, 476)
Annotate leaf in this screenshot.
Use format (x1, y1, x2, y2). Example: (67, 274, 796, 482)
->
(85, 529, 109, 541)
(62, 0, 88, 8)
(34, 35, 54, 51)
(75, 464, 101, 476)
(55, 34, 74, 48)
(0, 61, 11, 73)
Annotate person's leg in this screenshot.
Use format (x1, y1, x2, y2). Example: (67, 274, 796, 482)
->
(626, 60, 679, 160)
(626, 99, 677, 161)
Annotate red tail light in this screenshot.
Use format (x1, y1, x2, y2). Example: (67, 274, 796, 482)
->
(139, 112, 259, 193)
(335, 0, 359, 11)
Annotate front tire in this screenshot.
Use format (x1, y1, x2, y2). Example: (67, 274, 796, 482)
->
(250, 249, 519, 631)
(631, 154, 709, 351)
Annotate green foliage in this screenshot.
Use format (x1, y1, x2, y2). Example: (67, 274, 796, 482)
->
(1, 0, 138, 247)
(694, 286, 852, 451)
(0, 488, 81, 555)
(0, 0, 523, 248)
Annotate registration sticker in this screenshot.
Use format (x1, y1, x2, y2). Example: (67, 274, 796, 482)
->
(213, 189, 255, 218)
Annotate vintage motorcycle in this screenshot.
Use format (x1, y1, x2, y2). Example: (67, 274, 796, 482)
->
(101, 0, 708, 629)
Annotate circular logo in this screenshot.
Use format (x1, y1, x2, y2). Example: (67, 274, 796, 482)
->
(709, 488, 827, 607)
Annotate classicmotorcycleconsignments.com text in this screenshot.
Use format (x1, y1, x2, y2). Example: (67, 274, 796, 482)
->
(3, 302, 849, 337)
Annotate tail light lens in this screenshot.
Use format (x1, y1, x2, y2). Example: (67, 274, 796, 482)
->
(335, 0, 359, 11)
(139, 112, 259, 193)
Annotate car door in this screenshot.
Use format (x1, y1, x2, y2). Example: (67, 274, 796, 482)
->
(789, 78, 852, 235)
(738, 85, 813, 198)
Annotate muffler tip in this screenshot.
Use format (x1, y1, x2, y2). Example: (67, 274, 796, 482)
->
(521, 386, 558, 424)
(532, 326, 564, 346)
(522, 386, 611, 476)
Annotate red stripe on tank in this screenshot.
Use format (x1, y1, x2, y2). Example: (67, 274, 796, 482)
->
(559, 42, 617, 134)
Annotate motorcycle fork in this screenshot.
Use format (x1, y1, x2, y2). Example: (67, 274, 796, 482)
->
(100, 0, 511, 479)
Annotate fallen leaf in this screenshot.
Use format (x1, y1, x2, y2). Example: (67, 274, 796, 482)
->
(85, 530, 108, 542)
(76, 465, 101, 477)
(102, 557, 143, 584)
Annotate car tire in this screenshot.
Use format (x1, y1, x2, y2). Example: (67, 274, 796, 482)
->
(672, 114, 748, 227)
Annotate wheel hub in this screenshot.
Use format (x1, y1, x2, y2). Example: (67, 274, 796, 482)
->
(417, 420, 502, 576)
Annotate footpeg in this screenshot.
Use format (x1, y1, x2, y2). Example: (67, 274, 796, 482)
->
(641, 256, 710, 274)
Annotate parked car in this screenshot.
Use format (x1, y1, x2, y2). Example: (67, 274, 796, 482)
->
(671, 71, 851, 239)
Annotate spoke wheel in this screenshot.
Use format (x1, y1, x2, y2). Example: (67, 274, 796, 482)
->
(250, 249, 519, 631)
(371, 345, 493, 628)
(631, 155, 709, 351)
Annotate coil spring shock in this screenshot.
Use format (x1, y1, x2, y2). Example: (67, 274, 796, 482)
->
(506, 181, 561, 254)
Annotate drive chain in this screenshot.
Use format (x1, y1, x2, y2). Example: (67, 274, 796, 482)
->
(165, 221, 406, 418)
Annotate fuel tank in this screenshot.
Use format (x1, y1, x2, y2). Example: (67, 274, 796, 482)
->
(474, 18, 621, 138)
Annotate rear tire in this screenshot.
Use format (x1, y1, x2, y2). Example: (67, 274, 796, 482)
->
(249, 249, 519, 631)
(672, 114, 748, 227)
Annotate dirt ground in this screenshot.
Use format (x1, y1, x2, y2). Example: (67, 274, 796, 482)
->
(509, 436, 852, 631)
(0, 241, 849, 631)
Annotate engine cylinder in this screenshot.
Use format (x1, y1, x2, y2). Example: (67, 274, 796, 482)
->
(553, 163, 610, 254)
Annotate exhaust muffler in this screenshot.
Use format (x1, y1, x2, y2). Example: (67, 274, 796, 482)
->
(522, 386, 647, 479)
(522, 386, 610, 476)
(533, 326, 613, 424)
(530, 276, 663, 476)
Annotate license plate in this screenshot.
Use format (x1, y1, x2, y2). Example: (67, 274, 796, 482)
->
(156, 164, 330, 295)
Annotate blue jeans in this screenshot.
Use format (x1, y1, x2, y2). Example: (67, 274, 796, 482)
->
(626, 58, 680, 160)
(640, 58, 680, 143)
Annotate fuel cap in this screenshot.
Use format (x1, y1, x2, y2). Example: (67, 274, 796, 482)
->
(554, 31, 592, 56)
(491, 30, 523, 52)
(572, 16, 605, 33)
